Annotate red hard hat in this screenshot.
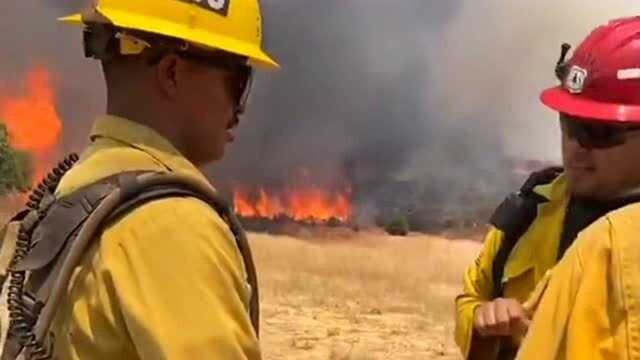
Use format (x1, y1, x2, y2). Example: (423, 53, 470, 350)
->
(541, 17, 640, 123)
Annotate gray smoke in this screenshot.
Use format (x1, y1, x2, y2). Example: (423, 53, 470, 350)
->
(216, 1, 640, 224)
(218, 1, 460, 188)
(2, 1, 640, 226)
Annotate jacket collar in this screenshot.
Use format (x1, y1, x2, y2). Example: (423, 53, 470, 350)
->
(89, 115, 212, 187)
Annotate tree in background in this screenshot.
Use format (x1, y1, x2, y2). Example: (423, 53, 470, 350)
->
(0, 121, 32, 196)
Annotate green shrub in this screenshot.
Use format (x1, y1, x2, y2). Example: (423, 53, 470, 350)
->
(0, 122, 33, 196)
(384, 214, 410, 236)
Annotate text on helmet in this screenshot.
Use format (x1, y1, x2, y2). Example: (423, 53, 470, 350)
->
(180, 0, 230, 16)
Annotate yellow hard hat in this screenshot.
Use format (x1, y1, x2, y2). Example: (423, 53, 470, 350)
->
(59, 0, 279, 69)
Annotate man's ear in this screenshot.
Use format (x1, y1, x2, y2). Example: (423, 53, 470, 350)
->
(155, 54, 180, 99)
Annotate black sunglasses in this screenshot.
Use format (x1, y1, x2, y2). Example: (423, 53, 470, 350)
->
(560, 113, 640, 149)
(176, 51, 253, 114)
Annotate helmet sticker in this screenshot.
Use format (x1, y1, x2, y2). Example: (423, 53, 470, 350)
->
(618, 68, 640, 80)
(180, 0, 230, 16)
(565, 65, 588, 94)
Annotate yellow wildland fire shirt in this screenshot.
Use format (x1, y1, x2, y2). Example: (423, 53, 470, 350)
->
(50, 115, 260, 360)
(516, 202, 640, 360)
(455, 175, 570, 359)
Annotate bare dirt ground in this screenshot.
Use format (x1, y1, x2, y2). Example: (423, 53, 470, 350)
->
(251, 230, 481, 360)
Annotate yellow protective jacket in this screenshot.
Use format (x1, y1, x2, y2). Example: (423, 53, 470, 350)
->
(455, 175, 570, 359)
(50, 115, 260, 359)
(516, 202, 640, 360)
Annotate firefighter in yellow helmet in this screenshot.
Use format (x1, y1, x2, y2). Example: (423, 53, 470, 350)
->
(515, 16, 640, 360)
(455, 17, 640, 360)
(48, 1, 278, 359)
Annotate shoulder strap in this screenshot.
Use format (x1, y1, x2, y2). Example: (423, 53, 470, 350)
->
(6, 171, 258, 360)
(106, 173, 260, 334)
(489, 167, 562, 298)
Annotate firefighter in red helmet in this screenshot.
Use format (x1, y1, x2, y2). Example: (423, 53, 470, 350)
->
(456, 16, 640, 360)
(515, 16, 640, 360)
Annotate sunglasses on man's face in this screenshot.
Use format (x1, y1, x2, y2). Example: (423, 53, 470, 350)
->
(559, 113, 640, 150)
(176, 51, 254, 114)
(149, 49, 253, 120)
(221, 66, 252, 129)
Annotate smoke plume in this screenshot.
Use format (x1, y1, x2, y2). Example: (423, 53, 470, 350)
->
(2, 1, 640, 225)
(218, 1, 640, 224)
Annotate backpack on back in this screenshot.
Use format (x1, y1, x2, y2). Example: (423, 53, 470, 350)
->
(0, 154, 258, 360)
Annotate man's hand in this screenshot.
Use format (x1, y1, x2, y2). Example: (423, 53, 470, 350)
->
(474, 298, 530, 338)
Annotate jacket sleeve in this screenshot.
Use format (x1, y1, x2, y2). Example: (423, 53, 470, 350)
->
(455, 226, 504, 359)
(104, 197, 260, 360)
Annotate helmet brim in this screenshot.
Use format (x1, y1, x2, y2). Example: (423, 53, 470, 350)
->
(541, 86, 640, 123)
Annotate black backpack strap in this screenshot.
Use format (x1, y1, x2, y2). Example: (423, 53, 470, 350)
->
(489, 167, 562, 298)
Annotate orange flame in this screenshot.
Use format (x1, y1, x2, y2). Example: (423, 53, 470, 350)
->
(234, 182, 352, 222)
(234, 188, 285, 219)
(287, 187, 352, 221)
(1, 68, 62, 151)
(1, 67, 63, 184)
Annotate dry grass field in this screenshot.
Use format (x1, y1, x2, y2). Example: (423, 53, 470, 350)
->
(0, 204, 482, 359)
(251, 230, 481, 360)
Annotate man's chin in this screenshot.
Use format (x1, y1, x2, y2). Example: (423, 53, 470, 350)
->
(566, 179, 600, 199)
(568, 183, 612, 201)
(189, 148, 225, 166)
(211, 146, 227, 162)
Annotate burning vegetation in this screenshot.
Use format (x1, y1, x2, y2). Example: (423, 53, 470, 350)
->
(233, 168, 353, 229)
(0, 67, 63, 186)
(0, 67, 507, 235)
(234, 185, 352, 223)
(1, 68, 62, 152)
(0, 67, 522, 235)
